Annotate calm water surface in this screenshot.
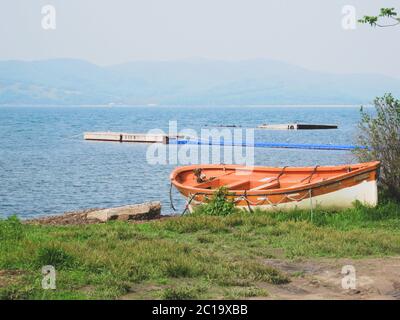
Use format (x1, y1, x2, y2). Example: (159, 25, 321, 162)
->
(0, 106, 363, 218)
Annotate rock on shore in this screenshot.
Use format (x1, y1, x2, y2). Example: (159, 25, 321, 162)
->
(24, 201, 163, 225)
(87, 202, 161, 222)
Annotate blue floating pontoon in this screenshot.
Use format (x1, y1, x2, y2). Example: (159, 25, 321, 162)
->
(169, 139, 364, 151)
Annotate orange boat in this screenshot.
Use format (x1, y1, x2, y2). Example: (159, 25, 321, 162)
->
(170, 161, 380, 212)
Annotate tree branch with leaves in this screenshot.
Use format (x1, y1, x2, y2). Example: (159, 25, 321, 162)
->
(359, 8, 399, 27)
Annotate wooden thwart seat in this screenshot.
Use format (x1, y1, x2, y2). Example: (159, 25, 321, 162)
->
(223, 180, 249, 190)
(288, 177, 325, 189)
(250, 180, 280, 191)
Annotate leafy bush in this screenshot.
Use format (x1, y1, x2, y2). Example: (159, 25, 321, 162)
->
(354, 94, 400, 199)
(194, 187, 238, 216)
(0, 215, 24, 241)
(35, 246, 76, 270)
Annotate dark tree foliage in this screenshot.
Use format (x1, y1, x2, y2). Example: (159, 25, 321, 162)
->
(354, 94, 400, 199)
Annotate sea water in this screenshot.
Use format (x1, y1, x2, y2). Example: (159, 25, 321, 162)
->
(0, 105, 364, 218)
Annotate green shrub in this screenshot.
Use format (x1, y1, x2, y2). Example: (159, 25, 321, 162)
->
(194, 187, 238, 216)
(0, 215, 24, 241)
(35, 246, 76, 270)
(354, 94, 400, 199)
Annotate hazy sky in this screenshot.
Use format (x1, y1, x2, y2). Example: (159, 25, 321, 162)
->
(0, 0, 399, 77)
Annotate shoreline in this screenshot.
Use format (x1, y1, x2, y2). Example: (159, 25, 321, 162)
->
(22, 205, 175, 226)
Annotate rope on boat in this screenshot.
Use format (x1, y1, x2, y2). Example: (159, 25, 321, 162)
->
(183, 189, 316, 208)
(182, 193, 200, 215)
(171, 184, 317, 218)
(238, 189, 315, 218)
(285, 192, 310, 202)
(309, 189, 314, 221)
(276, 166, 288, 184)
(301, 165, 320, 183)
(169, 182, 176, 212)
(243, 190, 254, 213)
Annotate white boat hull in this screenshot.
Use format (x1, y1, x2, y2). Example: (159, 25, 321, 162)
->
(187, 180, 378, 213)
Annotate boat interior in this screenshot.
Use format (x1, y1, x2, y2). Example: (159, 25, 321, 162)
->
(175, 164, 368, 192)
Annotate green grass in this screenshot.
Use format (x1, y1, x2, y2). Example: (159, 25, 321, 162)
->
(161, 284, 208, 300)
(1, 198, 400, 300)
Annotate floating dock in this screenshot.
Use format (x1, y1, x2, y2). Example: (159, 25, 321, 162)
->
(258, 123, 338, 130)
(84, 132, 171, 144)
(83, 131, 362, 150)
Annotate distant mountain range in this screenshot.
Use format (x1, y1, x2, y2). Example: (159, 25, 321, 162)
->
(1, 58, 400, 105)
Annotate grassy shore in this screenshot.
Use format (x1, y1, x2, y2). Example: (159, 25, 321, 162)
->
(1, 199, 400, 300)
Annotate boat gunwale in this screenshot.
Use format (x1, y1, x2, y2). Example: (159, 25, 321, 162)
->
(170, 161, 380, 196)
